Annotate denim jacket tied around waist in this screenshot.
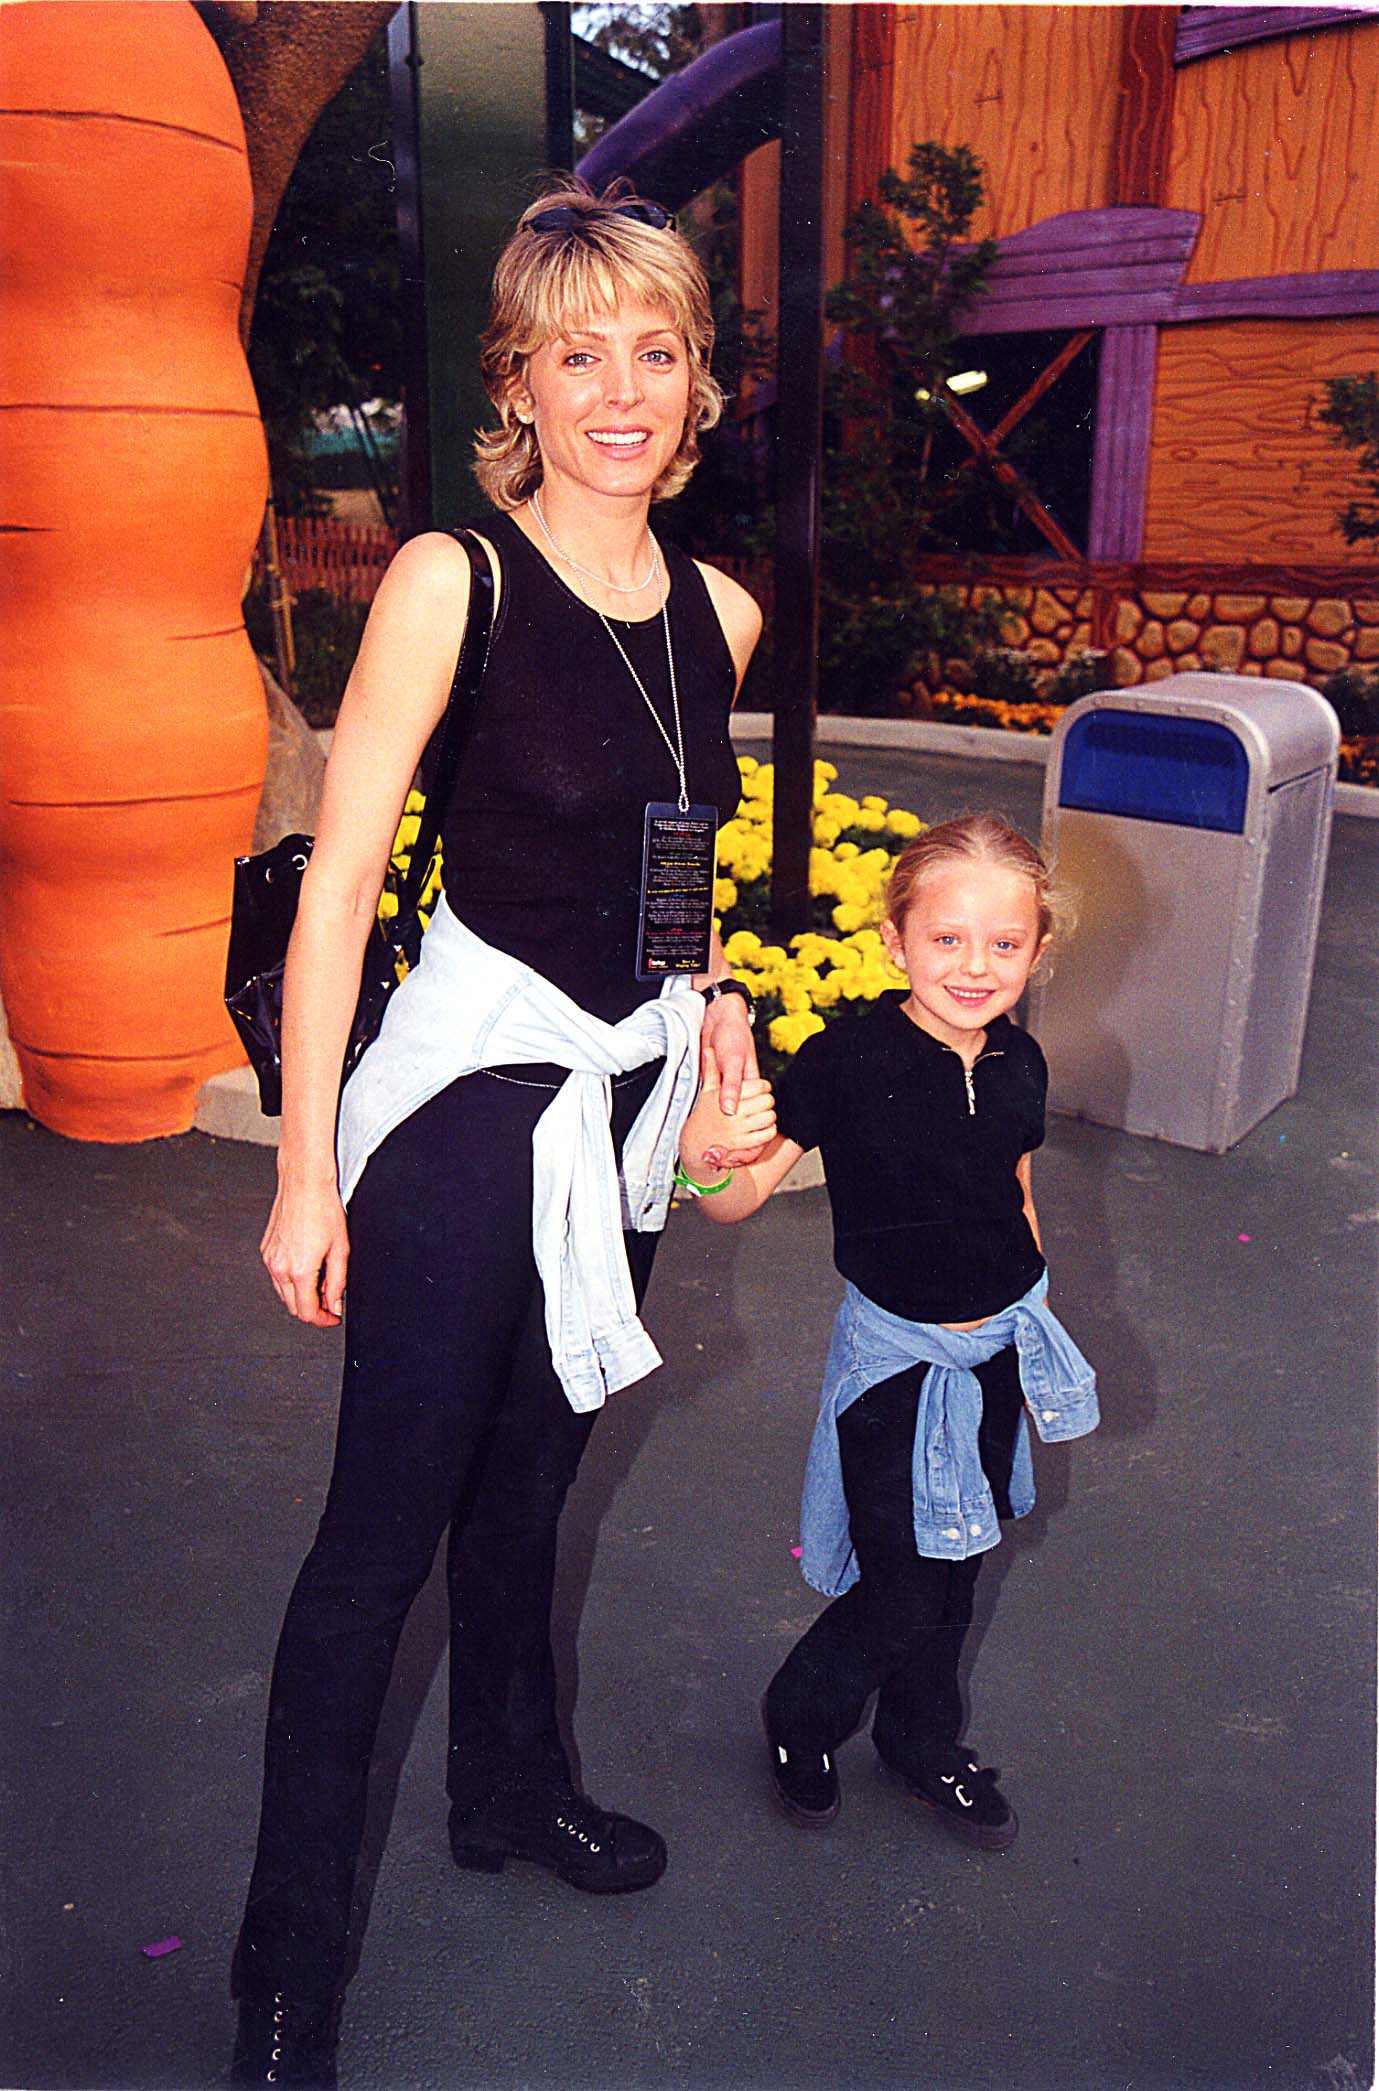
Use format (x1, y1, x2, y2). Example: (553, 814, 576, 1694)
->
(800, 1277, 1099, 1596)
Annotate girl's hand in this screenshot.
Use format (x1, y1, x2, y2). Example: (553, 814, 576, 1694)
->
(683, 1065, 776, 1178)
(261, 1174, 350, 1328)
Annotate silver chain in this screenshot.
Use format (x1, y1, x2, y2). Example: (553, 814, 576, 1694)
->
(595, 600, 690, 814)
(530, 488, 659, 595)
(526, 492, 689, 811)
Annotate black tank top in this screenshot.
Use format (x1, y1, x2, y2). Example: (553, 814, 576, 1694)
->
(441, 510, 742, 1023)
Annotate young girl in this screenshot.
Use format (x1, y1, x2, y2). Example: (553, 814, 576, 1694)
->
(676, 814, 1098, 1846)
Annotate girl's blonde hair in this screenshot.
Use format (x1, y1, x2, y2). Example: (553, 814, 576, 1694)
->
(885, 813, 1074, 951)
(474, 177, 723, 510)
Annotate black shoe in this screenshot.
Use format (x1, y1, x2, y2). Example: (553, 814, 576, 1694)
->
(230, 1992, 341, 2087)
(449, 1789, 667, 1894)
(881, 1744, 1018, 1850)
(762, 1698, 840, 1827)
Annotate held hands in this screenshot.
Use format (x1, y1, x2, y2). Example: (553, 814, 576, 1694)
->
(261, 1171, 350, 1328)
(698, 991, 771, 1166)
(682, 1062, 776, 1181)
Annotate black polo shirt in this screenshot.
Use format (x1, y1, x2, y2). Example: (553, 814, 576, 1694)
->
(774, 996, 1047, 1324)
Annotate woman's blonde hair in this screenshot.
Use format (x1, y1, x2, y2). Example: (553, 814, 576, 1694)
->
(885, 813, 1075, 952)
(474, 177, 723, 510)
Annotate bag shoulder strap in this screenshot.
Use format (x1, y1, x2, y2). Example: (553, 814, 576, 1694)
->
(394, 526, 496, 918)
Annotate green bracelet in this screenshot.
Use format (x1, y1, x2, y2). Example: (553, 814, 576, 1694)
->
(673, 1160, 734, 1198)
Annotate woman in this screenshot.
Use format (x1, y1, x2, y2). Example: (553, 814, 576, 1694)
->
(232, 181, 762, 2088)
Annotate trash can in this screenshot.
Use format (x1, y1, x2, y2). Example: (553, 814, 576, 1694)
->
(1025, 674, 1339, 1152)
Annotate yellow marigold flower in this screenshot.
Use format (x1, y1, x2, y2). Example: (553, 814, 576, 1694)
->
(809, 972, 844, 1008)
(852, 807, 887, 832)
(378, 890, 399, 919)
(819, 792, 859, 825)
(887, 810, 923, 838)
(832, 901, 867, 933)
(723, 929, 762, 962)
(833, 841, 860, 862)
(812, 815, 841, 847)
(814, 759, 838, 782)
(713, 877, 737, 912)
(769, 1010, 827, 1055)
(860, 794, 888, 812)
(738, 754, 759, 777)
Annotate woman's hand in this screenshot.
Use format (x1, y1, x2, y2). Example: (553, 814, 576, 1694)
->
(682, 1065, 776, 1180)
(261, 1172, 351, 1329)
(699, 991, 763, 1162)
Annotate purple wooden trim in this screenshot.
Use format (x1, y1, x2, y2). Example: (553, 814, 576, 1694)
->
(963, 291, 1177, 335)
(992, 207, 1201, 256)
(1087, 325, 1158, 563)
(1175, 6, 1379, 66)
(953, 207, 1200, 337)
(1171, 269, 1379, 319)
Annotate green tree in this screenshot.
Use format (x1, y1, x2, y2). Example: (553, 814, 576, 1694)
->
(819, 143, 1006, 714)
(246, 27, 401, 517)
(1320, 372, 1379, 545)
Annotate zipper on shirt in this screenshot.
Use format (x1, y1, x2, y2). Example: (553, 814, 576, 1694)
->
(959, 1047, 1004, 1116)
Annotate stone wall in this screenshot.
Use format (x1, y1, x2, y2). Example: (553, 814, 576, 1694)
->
(1105, 588, 1379, 687)
(921, 576, 1379, 691)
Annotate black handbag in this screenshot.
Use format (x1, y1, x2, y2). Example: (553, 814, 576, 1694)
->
(225, 528, 496, 1115)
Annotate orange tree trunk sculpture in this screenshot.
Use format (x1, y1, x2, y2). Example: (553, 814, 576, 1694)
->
(0, 0, 393, 1140)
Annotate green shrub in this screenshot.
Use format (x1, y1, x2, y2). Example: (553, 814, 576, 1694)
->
(964, 648, 1044, 707)
(1321, 666, 1379, 738)
(244, 585, 369, 728)
(1048, 647, 1110, 705)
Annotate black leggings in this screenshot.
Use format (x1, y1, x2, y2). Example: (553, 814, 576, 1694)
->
(234, 1062, 660, 2002)
(764, 1346, 1022, 1774)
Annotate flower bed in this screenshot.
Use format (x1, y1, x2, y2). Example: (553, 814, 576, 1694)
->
(930, 689, 1062, 735)
(714, 757, 918, 1069)
(385, 761, 925, 1075)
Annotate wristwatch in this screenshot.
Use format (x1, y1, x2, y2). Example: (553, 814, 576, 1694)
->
(700, 977, 756, 1027)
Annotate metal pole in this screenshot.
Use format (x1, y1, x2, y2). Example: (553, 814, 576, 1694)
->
(770, 2, 824, 937)
(388, 2, 431, 539)
(259, 494, 296, 699)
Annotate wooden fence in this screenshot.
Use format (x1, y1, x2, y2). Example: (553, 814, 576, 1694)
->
(255, 516, 398, 604)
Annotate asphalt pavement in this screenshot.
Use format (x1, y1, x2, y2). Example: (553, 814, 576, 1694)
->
(3, 747, 1375, 2091)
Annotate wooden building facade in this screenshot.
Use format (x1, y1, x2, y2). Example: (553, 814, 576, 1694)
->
(743, 4, 1379, 693)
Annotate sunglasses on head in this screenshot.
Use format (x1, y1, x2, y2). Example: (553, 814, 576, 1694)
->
(525, 200, 674, 236)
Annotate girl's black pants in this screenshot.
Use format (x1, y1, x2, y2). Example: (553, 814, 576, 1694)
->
(764, 1347, 1022, 1775)
(233, 1063, 659, 2004)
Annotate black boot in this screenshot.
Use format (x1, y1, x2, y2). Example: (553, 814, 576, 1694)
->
(230, 1992, 341, 2088)
(449, 1786, 667, 1893)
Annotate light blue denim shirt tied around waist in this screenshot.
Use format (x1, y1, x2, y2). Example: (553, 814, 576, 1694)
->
(336, 892, 703, 1415)
(800, 1278, 1099, 1596)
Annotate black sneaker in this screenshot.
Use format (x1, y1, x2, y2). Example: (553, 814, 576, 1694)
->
(883, 1744, 1018, 1850)
(449, 1788, 667, 1893)
(231, 1991, 341, 2087)
(762, 1698, 840, 1827)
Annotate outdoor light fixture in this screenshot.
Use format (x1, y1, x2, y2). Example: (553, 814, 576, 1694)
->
(947, 369, 989, 396)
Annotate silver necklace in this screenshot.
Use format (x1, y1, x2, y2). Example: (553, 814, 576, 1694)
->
(596, 598, 690, 814)
(530, 488, 659, 596)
